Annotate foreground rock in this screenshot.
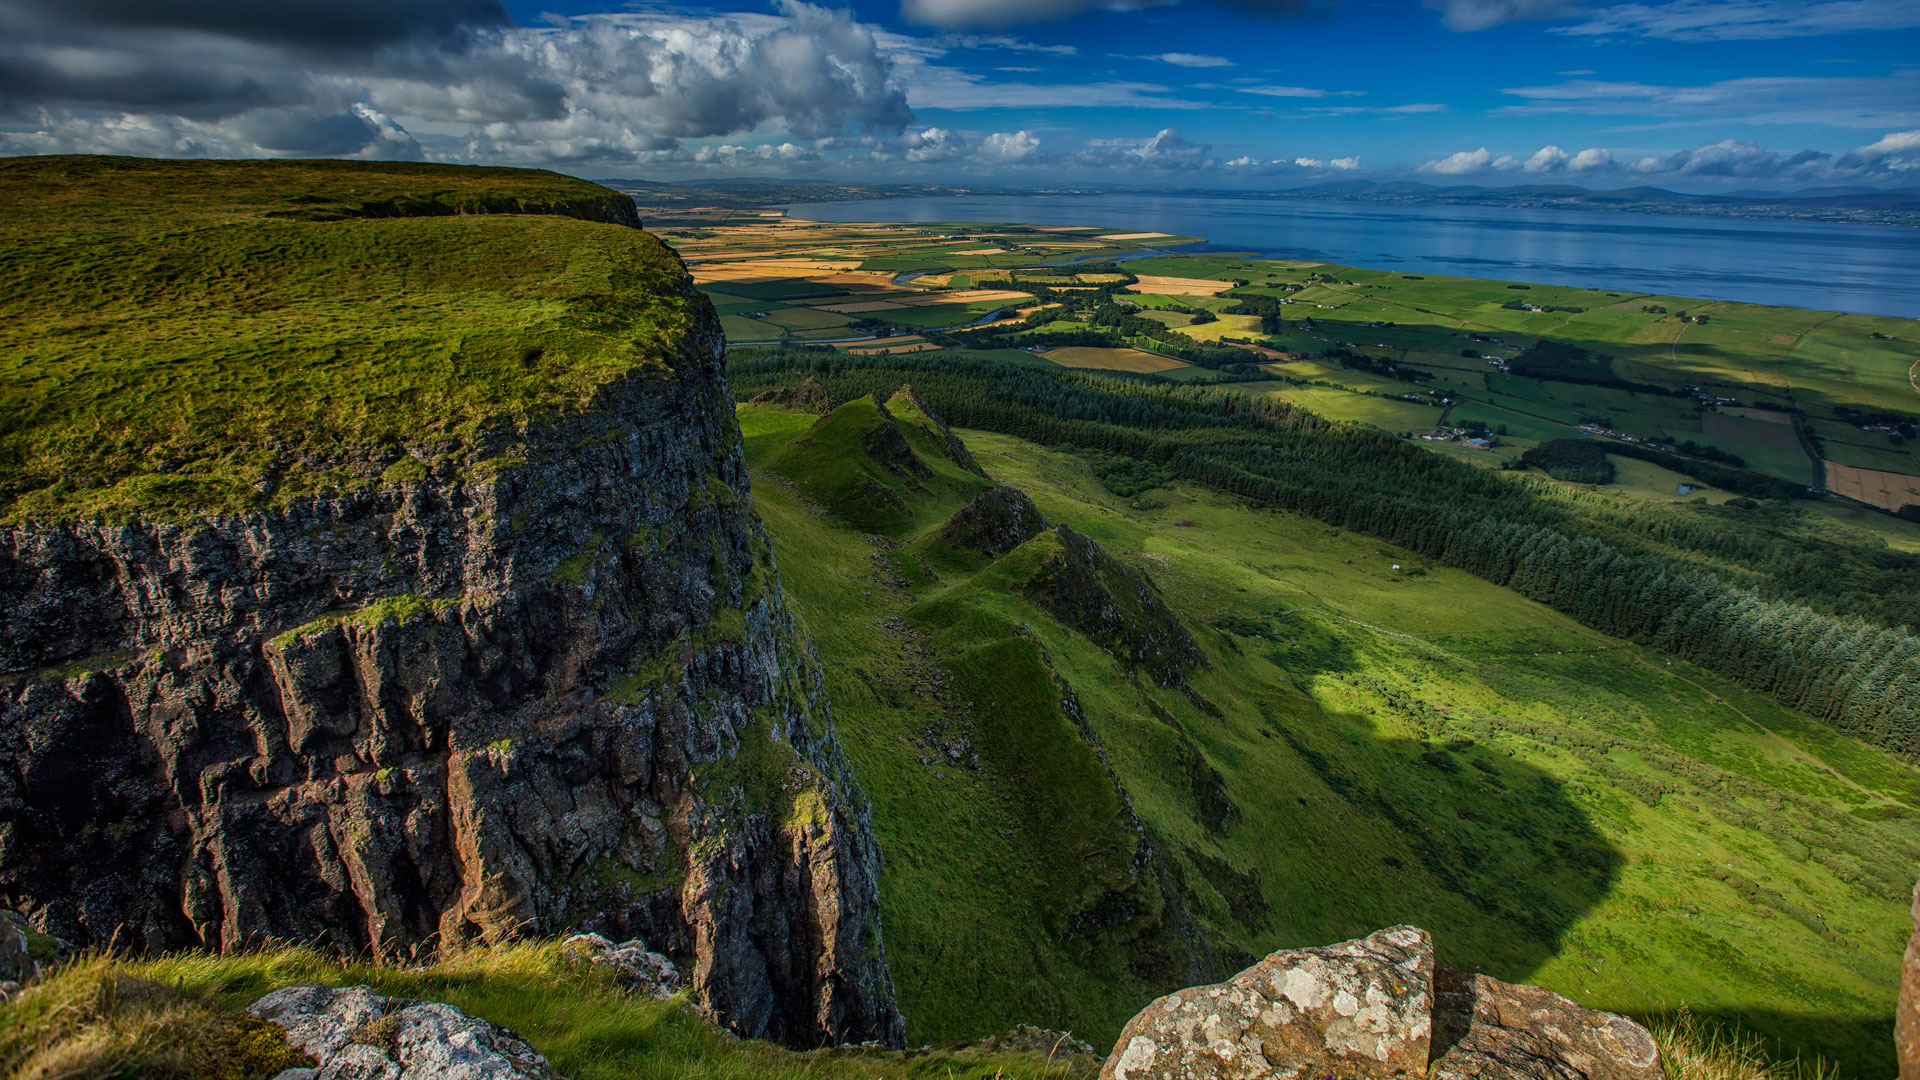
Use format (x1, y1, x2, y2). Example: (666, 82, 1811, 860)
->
(253, 984, 557, 1080)
(1431, 966, 1662, 1080)
(1100, 927, 1664, 1080)
(1102, 926, 1433, 1080)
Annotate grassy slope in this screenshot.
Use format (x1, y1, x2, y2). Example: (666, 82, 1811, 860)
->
(0, 945, 1093, 1080)
(740, 401, 1920, 1076)
(0, 156, 692, 523)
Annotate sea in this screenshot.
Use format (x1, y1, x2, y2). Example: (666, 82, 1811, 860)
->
(783, 194, 1920, 319)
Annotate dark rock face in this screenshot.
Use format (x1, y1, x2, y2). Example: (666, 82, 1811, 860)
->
(0, 302, 904, 1047)
(1901, 875, 1920, 1080)
(1100, 928, 1665, 1080)
(748, 378, 842, 415)
(939, 486, 1047, 558)
(864, 399, 935, 483)
(1017, 526, 1202, 687)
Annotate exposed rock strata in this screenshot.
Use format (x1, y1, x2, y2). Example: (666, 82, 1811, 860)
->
(1099, 928, 1665, 1080)
(0, 259, 903, 1047)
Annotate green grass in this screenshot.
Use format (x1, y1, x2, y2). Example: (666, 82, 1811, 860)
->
(0, 946, 1094, 1080)
(0, 156, 692, 524)
(739, 400, 1920, 1076)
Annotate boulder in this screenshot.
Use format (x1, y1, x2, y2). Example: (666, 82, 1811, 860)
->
(1430, 966, 1662, 1080)
(1900, 874, 1920, 1080)
(559, 932, 685, 999)
(1099, 928, 1666, 1080)
(1100, 926, 1434, 1080)
(251, 984, 560, 1080)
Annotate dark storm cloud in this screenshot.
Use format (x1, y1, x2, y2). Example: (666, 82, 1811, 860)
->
(2, 0, 510, 51)
(0, 0, 916, 166)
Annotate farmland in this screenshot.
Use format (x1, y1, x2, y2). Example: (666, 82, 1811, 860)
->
(631, 191, 1920, 520)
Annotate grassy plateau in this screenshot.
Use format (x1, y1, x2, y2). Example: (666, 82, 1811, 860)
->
(0, 156, 694, 524)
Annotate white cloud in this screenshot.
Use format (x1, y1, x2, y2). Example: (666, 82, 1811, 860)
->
(903, 125, 969, 161)
(1072, 126, 1215, 170)
(1294, 156, 1323, 167)
(1524, 144, 1569, 172)
(1329, 155, 1361, 169)
(1835, 128, 1920, 173)
(1555, 0, 1920, 41)
(1150, 52, 1234, 66)
(1422, 0, 1574, 30)
(979, 128, 1041, 160)
(1496, 72, 1920, 129)
(1418, 146, 1493, 175)
(1238, 84, 1365, 98)
(1568, 146, 1612, 170)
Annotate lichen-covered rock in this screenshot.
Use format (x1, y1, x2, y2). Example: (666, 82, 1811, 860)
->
(939, 486, 1047, 558)
(0, 272, 903, 1047)
(1098, 926, 1434, 1080)
(1899, 874, 1920, 1080)
(1430, 966, 1663, 1080)
(560, 932, 684, 998)
(251, 984, 559, 1080)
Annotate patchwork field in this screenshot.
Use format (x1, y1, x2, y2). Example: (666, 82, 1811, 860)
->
(1040, 346, 1188, 373)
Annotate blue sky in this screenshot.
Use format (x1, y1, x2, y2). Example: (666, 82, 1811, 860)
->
(2, 0, 1917, 188)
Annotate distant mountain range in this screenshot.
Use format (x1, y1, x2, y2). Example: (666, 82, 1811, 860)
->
(599, 176, 1920, 226)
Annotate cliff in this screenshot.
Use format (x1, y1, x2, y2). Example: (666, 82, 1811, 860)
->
(0, 158, 903, 1048)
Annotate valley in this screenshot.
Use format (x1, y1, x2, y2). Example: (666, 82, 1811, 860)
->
(734, 387, 1920, 1076)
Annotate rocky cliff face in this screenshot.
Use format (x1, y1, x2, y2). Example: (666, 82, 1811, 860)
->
(0, 265, 904, 1047)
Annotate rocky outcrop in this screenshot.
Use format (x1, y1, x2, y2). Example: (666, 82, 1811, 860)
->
(1900, 873, 1920, 1080)
(0, 266, 903, 1046)
(1101, 926, 1433, 1080)
(748, 378, 843, 414)
(252, 984, 556, 1080)
(889, 385, 988, 478)
(559, 932, 684, 999)
(1016, 526, 1202, 687)
(1100, 928, 1664, 1080)
(939, 486, 1047, 558)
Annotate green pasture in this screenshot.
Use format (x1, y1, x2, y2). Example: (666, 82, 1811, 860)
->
(736, 391, 1920, 1074)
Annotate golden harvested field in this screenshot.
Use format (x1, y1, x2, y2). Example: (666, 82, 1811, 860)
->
(1125, 275, 1235, 296)
(1825, 461, 1920, 512)
(846, 338, 937, 354)
(1041, 346, 1189, 373)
